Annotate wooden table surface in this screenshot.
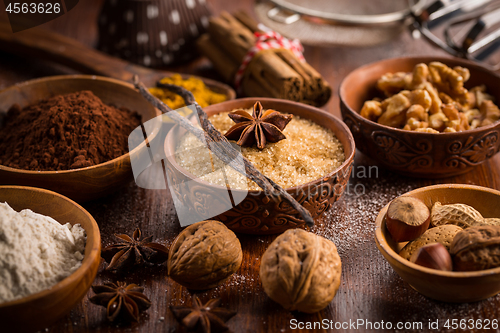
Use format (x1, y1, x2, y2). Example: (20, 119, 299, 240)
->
(1, 1, 500, 332)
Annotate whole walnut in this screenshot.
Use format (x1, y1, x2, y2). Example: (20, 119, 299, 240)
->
(451, 225, 500, 271)
(259, 229, 341, 313)
(168, 220, 242, 289)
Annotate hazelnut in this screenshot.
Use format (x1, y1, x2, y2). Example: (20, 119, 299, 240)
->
(259, 229, 341, 313)
(410, 243, 453, 271)
(167, 220, 242, 290)
(386, 196, 430, 242)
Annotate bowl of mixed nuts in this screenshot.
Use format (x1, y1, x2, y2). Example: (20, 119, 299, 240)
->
(340, 56, 500, 178)
(375, 184, 500, 302)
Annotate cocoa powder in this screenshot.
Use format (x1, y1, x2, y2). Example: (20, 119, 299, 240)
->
(0, 91, 141, 171)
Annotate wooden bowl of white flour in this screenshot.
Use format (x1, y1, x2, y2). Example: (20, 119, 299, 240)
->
(0, 186, 101, 332)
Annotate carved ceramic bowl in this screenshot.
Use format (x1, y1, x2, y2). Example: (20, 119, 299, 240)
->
(340, 56, 500, 178)
(0, 186, 101, 332)
(164, 98, 355, 235)
(375, 184, 500, 302)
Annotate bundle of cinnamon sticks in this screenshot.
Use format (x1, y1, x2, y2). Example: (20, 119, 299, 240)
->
(197, 11, 331, 107)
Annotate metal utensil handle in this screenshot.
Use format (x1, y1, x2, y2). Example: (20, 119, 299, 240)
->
(267, 7, 301, 24)
(463, 7, 500, 52)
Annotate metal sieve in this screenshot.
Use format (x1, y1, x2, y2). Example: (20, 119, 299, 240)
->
(256, 0, 500, 69)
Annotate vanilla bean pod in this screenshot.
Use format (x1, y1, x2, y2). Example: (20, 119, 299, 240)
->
(135, 77, 314, 227)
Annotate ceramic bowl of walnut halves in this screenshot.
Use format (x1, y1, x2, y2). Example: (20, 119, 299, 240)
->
(340, 56, 500, 178)
(164, 98, 355, 235)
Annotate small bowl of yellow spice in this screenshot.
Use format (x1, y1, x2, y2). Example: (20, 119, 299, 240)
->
(149, 74, 236, 110)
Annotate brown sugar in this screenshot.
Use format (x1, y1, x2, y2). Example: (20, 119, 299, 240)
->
(176, 111, 345, 190)
(0, 91, 141, 171)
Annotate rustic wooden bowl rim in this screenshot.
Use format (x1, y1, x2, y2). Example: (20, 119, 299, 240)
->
(339, 56, 500, 136)
(174, 74, 236, 101)
(165, 97, 356, 193)
(0, 74, 162, 175)
(0, 185, 100, 308)
(375, 183, 500, 278)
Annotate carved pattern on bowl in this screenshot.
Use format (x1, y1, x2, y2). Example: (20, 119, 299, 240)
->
(371, 131, 433, 170)
(165, 160, 353, 234)
(164, 98, 355, 234)
(445, 131, 500, 168)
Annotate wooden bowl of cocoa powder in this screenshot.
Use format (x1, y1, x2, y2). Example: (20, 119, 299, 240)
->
(0, 185, 101, 333)
(375, 184, 500, 302)
(0, 75, 161, 202)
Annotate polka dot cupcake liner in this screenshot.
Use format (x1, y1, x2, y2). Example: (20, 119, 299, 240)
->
(97, 0, 211, 67)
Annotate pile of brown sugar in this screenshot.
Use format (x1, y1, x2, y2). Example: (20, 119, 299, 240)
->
(0, 91, 141, 171)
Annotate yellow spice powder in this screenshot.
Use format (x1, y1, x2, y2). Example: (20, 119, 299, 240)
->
(175, 111, 345, 190)
(149, 74, 227, 109)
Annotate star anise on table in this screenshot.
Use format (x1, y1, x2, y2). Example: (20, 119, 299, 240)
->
(102, 228, 169, 273)
(89, 282, 151, 323)
(170, 295, 236, 333)
(224, 101, 293, 149)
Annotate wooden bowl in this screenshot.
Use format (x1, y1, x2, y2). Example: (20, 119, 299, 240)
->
(201, 78, 236, 102)
(374, 184, 500, 302)
(150, 73, 236, 108)
(0, 75, 161, 202)
(340, 56, 500, 178)
(0, 186, 101, 332)
(164, 98, 355, 234)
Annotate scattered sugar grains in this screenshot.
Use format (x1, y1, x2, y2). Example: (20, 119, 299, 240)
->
(315, 176, 415, 256)
(0, 202, 86, 303)
(175, 111, 345, 190)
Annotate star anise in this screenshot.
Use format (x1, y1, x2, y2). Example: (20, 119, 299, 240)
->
(224, 101, 292, 149)
(89, 281, 151, 323)
(102, 228, 169, 273)
(170, 295, 236, 333)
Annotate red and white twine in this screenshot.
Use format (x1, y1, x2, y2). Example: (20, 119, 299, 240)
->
(234, 31, 305, 91)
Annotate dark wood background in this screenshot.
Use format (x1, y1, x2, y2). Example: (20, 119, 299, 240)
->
(1, 0, 499, 332)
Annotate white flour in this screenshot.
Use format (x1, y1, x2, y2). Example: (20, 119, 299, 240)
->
(0, 202, 86, 303)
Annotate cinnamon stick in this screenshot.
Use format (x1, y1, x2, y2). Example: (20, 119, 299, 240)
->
(233, 11, 261, 33)
(208, 12, 253, 61)
(135, 77, 315, 227)
(208, 12, 303, 101)
(197, 34, 238, 82)
(197, 11, 332, 107)
(276, 49, 330, 106)
(234, 11, 332, 106)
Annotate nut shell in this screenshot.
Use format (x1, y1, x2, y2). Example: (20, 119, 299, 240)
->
(259, 229, 341, 313)
(482, 218, 500, 226)
(451, 225, 500, 271)
(386, 196, 430, 242)
(399, 225, 462, 260)
(431, 202, 483, 228)
(167, 220, 242, 290)
(410, 243, 453, 271)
